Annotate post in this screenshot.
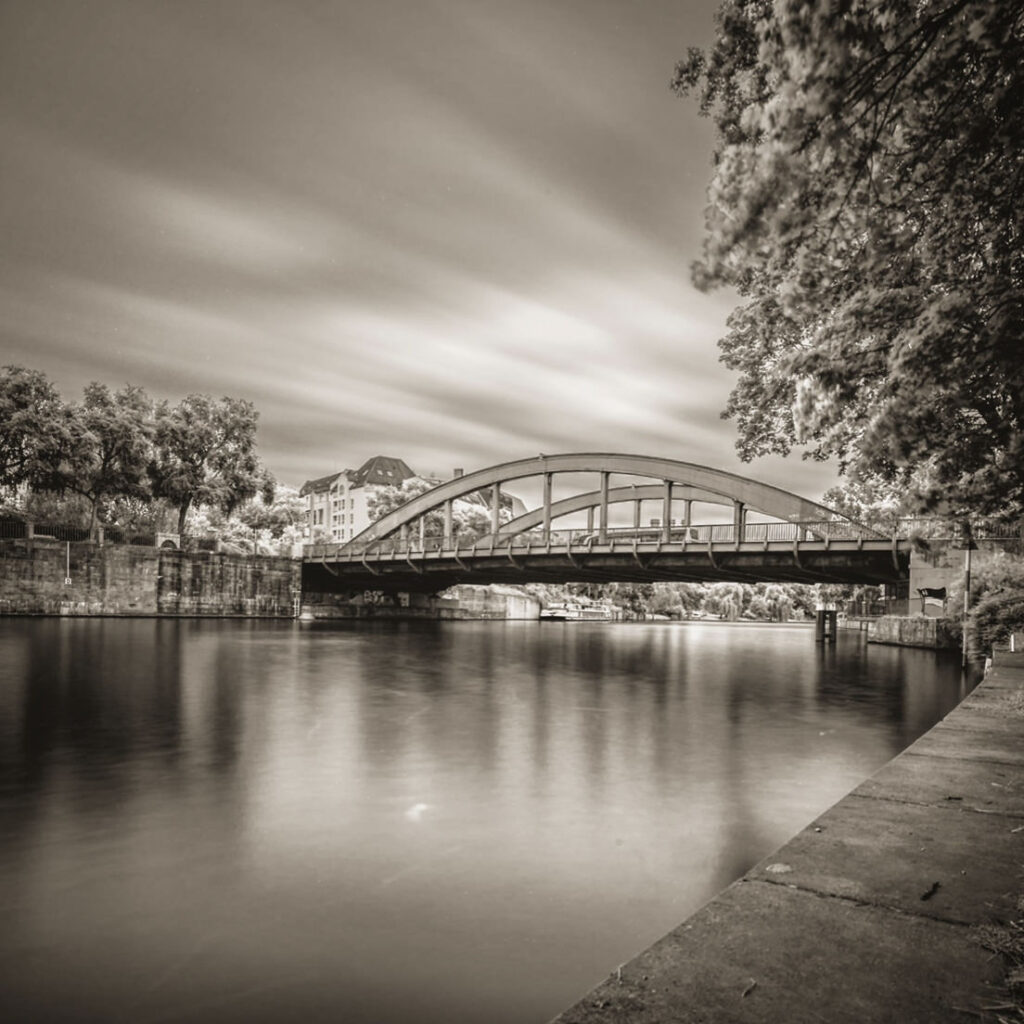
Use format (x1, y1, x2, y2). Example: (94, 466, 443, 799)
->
(443, 499, 453, 548)
(542, 472, 552, 541)
(682, 499, 692, 528)
(418, 515, 425, 550)
(633, 497, 641, 530)
(662, 480, 672, 543)
(598, 471, 609, 542)
(586, 506, 594, 532)
(962, 541, 972, 667)
(491, 482, 501, 536)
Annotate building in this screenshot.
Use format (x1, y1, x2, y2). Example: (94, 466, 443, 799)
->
(299, 457, 527, 545)
(299, 455, 416, 544)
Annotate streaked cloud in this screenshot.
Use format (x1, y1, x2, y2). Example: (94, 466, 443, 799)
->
(0, 0, 842, 503)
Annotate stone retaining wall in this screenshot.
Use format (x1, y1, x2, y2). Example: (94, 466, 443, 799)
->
(0, 538, 299, 617)
(867, 614, 960, 649)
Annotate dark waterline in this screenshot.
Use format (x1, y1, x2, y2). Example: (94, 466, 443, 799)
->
(0, 618, 976, 1023)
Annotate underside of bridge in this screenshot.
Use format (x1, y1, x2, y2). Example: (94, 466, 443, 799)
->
(303, 543, 909, 595)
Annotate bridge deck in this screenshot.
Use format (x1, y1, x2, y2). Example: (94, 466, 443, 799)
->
(303, 531, 910, 592)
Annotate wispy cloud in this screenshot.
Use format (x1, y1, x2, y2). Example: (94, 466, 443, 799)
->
(0, 0, 841, 501)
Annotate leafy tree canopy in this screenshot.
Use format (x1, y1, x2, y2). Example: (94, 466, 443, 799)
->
(674, 0, 1024, 516)
(49, 382, 155, 536)
(0, 365, 65, 491)
(151, 394, 273, 533)
(368, 478, 499, 540)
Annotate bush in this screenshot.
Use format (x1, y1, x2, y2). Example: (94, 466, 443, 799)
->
(967, 591, 1024, 657)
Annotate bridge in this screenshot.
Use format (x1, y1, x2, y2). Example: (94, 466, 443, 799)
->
(302, 454, 929, 594)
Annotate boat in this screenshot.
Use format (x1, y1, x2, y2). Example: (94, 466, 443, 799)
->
(539, 602, 614, 622)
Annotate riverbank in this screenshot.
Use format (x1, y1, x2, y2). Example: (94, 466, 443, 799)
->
(552, 651, 1024, 1023)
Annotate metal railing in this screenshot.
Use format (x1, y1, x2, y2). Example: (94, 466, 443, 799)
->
(0, 519, 221, 549)
(306, 518, 910, 560)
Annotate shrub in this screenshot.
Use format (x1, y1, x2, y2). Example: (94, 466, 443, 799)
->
(967, 591, 1024, 657)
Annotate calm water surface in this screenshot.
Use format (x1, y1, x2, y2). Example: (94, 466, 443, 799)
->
(0, 618, 975, 1023)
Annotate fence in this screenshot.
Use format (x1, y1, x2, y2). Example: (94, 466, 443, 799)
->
(0, 519, 220, 550)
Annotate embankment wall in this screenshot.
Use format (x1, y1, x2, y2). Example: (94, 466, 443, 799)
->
(0, 538, 299, 616)
(867, 614, 960, 649)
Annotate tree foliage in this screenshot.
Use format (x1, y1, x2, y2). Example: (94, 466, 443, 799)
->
(674, 0, 1024, 516)
(50, 383, 154, 536)
(0, 365, 65, 492)
(151, 394, 273, 533)
(368, 478, 498, 540)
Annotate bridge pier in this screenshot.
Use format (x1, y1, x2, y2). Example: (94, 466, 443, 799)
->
(815, 609, 838, 643)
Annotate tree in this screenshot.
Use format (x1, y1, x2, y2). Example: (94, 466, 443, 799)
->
(674, 0, 1024, 516)
(48, 382, 154, 538)
(151, 394, 273, 534)
(368, 478, 499, 542)
(0, 366, 65, 496)
(238, 485, 307, 554)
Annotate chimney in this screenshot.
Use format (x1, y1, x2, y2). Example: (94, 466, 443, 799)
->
(453, 468, 464, 478)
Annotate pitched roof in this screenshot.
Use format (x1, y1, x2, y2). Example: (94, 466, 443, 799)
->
(298, 472, 342, 497)
(349, 455, 416, 488)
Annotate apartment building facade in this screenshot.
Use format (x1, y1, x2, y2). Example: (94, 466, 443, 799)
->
(300, 455, 416, 544)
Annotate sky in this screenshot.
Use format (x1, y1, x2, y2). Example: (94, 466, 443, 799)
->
(0, 0, 842, 501)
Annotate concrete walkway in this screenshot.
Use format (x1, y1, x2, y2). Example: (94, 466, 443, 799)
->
(553, 652, 1024, 1024)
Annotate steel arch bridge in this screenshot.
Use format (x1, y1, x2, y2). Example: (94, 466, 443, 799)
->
(302, 453, 909, 593)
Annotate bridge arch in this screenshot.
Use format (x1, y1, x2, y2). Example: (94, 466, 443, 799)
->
(344, 453, 846, 550)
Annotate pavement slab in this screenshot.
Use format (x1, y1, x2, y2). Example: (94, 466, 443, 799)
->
(747, 794, 1023, 925)
(855, 750, 1024, 816)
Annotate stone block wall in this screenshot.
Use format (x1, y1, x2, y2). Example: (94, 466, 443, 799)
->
(867, 615, 961, 649)
(157, 550, 298, 615)
(446, 584, 541, 619)
(0, 538, 299, 617)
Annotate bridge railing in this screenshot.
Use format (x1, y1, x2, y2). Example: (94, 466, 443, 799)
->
(895, 517, 1021, 541)
(306, 518, 902, 560)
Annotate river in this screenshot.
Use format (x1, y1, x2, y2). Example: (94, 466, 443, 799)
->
(0, 617, 975, 1023)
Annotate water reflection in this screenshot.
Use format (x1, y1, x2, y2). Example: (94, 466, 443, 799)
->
(0, 619, 976, 1023)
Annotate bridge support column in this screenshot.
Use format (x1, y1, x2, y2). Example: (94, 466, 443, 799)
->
(491, 482, 501, 535)
(682, 499, 692, 527)
(418, 516, 425, 550)
(542, 472, 552, 542)
(599, 471, 609, 542)
(815, 609, 838, 643)
(633, 497, 641, 530)
(400, 523, 409, 544)
(662, 481, 672, 543)
(443, 500, 453, 547)
(733, 501, 746, 542)
(586, 506, 594, 532)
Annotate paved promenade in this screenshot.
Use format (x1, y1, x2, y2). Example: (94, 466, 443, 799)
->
(553, 652, 1024, 1023)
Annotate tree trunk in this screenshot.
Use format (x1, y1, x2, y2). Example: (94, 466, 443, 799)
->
(176, 499, 191, 536)
(87, 499, 98, 542)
